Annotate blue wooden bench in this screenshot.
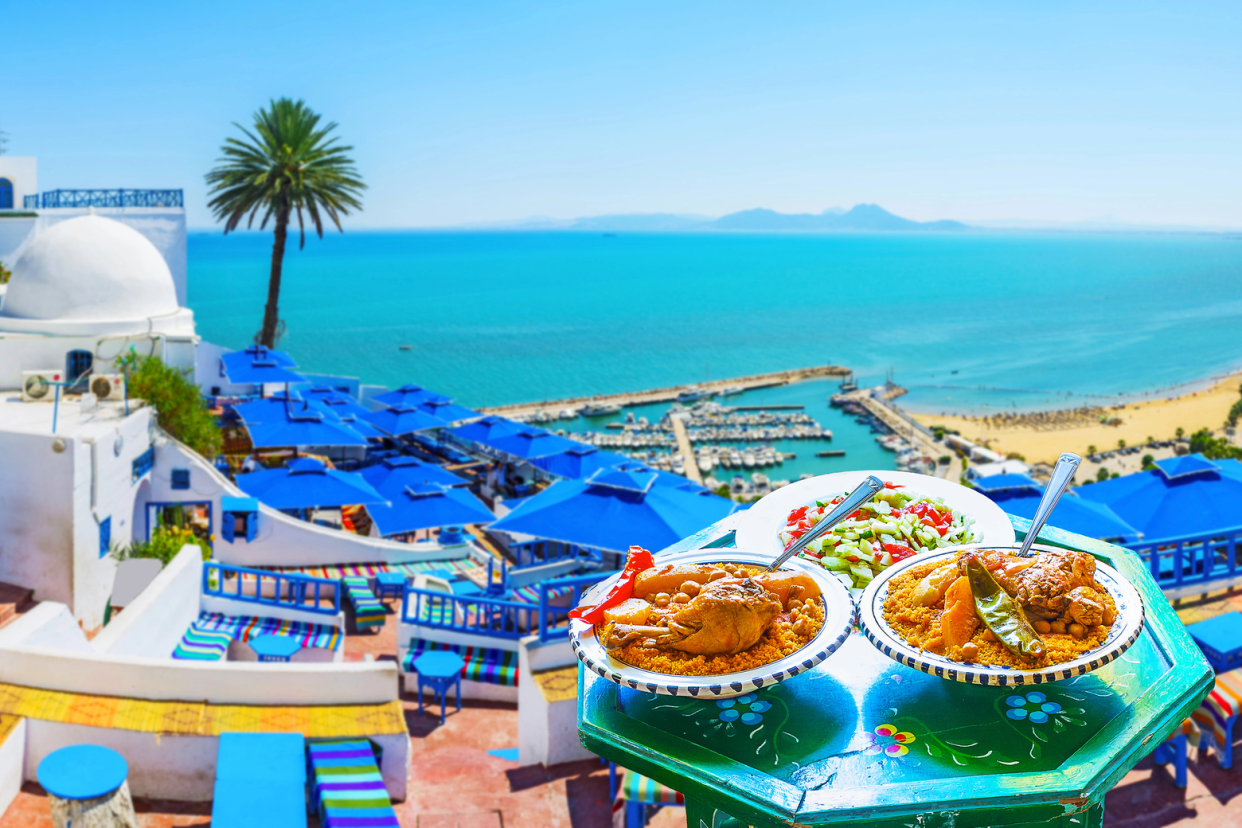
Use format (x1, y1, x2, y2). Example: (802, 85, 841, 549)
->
(212, 732, 307, 828)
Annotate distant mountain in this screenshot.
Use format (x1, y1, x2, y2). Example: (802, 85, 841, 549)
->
(712, 203, 967, 231)
(448, 204, 966, 232)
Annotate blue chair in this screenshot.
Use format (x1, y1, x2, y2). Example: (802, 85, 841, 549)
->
(1151, 731, 1189, 788)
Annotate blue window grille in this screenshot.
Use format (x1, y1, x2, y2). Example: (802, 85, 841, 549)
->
(132, 447, 154, 481)
(65, 350, 93, 384)
(171, 468, 190, 490)
(99, 517, 112, 558)
(0, 178, 13, 210)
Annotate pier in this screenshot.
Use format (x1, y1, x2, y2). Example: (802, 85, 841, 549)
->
(668, 413, 703, 485)
(479, 363, 850, 419)
(842, 386, 962, 481)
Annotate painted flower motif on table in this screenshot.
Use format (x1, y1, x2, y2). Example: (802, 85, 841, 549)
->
(1004, 692, 1062, 723)
(864, 723, 916, 758)
(716, 693, 771, 725)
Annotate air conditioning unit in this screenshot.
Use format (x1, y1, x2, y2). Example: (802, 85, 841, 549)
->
(21, 370, 63, 402)
(89, 373, 126, 401)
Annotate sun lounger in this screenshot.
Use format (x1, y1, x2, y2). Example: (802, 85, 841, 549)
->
(342, 576, 387, 630)
(308, 740, 398, 827)
(212, 732, 306, 828)
(402, 638, 518, 687)
(171, 623, 234, 661)
(179, 612, 341, 658)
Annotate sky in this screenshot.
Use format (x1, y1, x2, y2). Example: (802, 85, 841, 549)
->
(2, 1, 1240, 229)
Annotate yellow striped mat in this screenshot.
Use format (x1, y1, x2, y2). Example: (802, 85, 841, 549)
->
(0, 683, 405, 739)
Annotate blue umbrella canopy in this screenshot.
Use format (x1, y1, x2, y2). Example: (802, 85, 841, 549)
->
(301, 390, 386, 440)
(1076, 454, 1242, 540)
(235, 458, 388, 510)
(363, 405, 450, 437)
(358, 456, 469, 493)
(447, 415, 525, 445)
(530, 446, 636, 479)
(234, 394, 370, 449)
(488, 465, 734, 553)
(366, 481, 495, 536)
(219, 346, 305, 385)
(412, 397, 481, 424)
(484, 428, 582, 460)
(372, 384, 444, 408)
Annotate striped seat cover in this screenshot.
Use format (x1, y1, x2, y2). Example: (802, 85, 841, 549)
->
(309, 740, 399, 828)
(402, 638, 518, 687)
(1192, 668, 1242, 749)
(192, 611, 341, 651)
(510, 584, 575, 605)
(171, 624, 234, 661)
(342, 577, 387, 629)
(622, 768, 684, 805)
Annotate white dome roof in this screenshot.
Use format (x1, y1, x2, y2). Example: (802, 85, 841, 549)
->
(2, 215, 179, 323)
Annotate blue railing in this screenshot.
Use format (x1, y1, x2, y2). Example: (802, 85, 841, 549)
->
(24, 188, 184, 209)
(1125, 526, 1242, 595)
(203, 561, 340, 617)
(401, 586, 540, 640)
(537, 570, 617, 642)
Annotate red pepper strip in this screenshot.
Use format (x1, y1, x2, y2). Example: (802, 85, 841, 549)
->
(788, 506, 809, 522)
(884, 482, 904, 489)
(883, 542, 916, 562)
(569, 546, 655, 626)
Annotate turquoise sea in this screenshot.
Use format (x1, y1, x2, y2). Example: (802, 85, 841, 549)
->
(187, 230, 1242, 479)
(188, 230, 1242, 414)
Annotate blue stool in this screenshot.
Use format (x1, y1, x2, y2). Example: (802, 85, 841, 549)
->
(414, 650, 465, 724)
(1186, 612, 1242, 673)
(1151, 732, 1189, 787)
(38, 745, 135, 822)
(375, 571, 407, 601)
(250, 634, 302, 663)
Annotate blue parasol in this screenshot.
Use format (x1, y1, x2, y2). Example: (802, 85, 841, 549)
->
(366, 481, 495, 536)
(235, 458, 388, 510)
(530, 446, 636, 480)
(234, 394, 370, 449)
(219, 346, 305, 386)
(358, 456, 469, 493)
(362, 405, 450, 437)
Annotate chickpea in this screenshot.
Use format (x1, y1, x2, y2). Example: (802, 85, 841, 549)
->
(788, 598, 804, 611)
(793, 618, 811, 637)
(1102, 606, 1116, 626)
(1032, 619, 1052, 635)
(653, 593, 671, 608)
(679, 580, 701, 598)
(960, 642, 980, 661)
(672, 592, 691, 604)
(1068, 623, 1087, 640)
(708, 570, 728, 581)
(980, 628, 999, 642)
(723, 563, 738, 574)
(1049, 620, 1067, 635)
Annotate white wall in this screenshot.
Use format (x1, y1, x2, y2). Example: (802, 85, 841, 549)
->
(0, 604, 91, 653)
(0, 333, 194, 392)
(0, 430, 76, 607)
(0, 157, 37, 212)
(517, 637, 591, 767)
(92, 546, 202, 658)
(0, 718, 26, 818)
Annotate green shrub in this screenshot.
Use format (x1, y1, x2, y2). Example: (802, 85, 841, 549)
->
(1189, 428, 1242, 460)
(112, 525, 210, 566)
(116, 352, 221, 458)
(1096, 467, 1110, 482)
(0, 260, 10, 285)
(1141, 454, 1155, 469)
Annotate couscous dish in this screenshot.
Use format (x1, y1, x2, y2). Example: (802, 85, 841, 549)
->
(882, 548, 1117, 669)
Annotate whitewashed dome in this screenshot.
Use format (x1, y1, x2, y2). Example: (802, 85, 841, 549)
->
(2, 215, 179, 323)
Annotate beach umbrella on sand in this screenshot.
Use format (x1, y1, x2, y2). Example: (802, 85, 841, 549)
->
(366, 481, 495, 536)
(372, 384, 443, 408)
(411, 397, 481, 425)
(488, 465, 734, 553)
(358, 456, 469, 493)
(447, 415, 526, 446)
(1075, 454, 1242, 540)
(530, 446, 636, 480)
(236, 458, 387, 510)
(219, 345, 305, 386)
(362, 404, 450, 437)
(235, 394, 370, 449)
(484, 428, 582, 460)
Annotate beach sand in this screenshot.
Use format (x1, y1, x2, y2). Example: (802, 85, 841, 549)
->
(908, 372, 1242, 464)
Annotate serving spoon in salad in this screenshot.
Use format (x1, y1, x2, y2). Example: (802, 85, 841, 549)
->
(766, 475, 885, 572)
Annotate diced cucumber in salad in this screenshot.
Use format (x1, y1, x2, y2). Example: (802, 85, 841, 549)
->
(777, 483, 977, 589)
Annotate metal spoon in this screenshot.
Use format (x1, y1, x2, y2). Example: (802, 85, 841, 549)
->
(1016, 452, 1081, 556)
(766, 475, 886, 572)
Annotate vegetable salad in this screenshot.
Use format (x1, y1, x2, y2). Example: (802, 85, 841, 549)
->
(777, 484, 977, 590)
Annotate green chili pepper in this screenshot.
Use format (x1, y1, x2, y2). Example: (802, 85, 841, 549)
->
(964, 555, 1046, 659)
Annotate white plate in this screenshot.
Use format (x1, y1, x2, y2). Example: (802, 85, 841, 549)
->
(734, 470, 1016, 560)
(569, 549, 855, 698)
(857, 543, 1145, 686)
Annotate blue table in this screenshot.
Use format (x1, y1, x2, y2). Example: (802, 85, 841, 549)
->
(1187, 611, 1242, 672)
(249, 634, 302, 663)
(38, 744, 135, 826)
(414, 650, 465, 724)
(375, 571, 407, 601)
(213, 733, 307, 828)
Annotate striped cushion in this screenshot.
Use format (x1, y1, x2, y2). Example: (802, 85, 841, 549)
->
(309, 740, 398, 828)
(510, 584, 575, 605)
(171, 624, 233, 660)
(194, 611, 342, 652)
(1192, 668, 1242, 749)
(403, 639, 518, 687)
(622, 769, 684, 805)
(343, 577, 387, 629)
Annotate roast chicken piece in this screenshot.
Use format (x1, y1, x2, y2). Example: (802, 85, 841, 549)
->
(974, 549, 1099, 619)
(600, 577, 783, 656)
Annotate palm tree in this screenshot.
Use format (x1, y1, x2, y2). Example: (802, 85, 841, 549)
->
(206, 98, 365, 347)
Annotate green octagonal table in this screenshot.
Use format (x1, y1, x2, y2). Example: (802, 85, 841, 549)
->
(578, 514, 1213, 828)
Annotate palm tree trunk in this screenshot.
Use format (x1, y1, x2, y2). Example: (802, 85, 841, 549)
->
(259, 205, 290, 347)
